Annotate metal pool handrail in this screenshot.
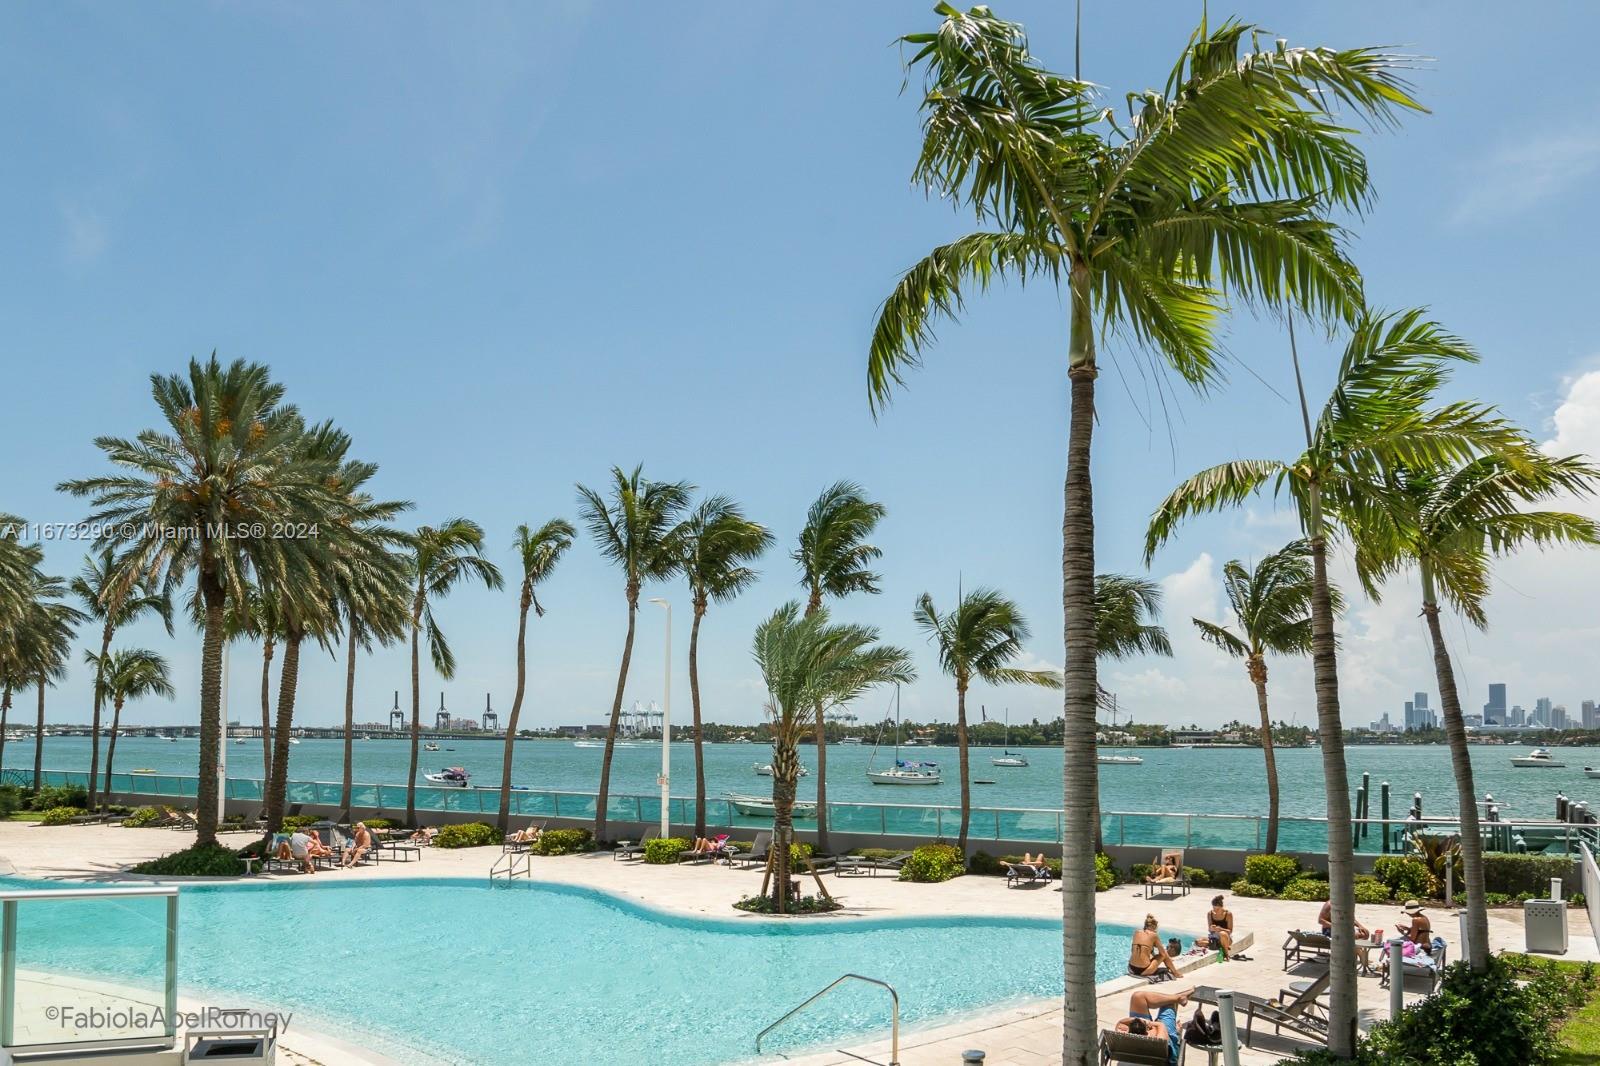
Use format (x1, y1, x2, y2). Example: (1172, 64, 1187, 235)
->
(755, 973, 899, 1064)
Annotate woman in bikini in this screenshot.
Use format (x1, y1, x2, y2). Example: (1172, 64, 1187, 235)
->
(1128, 915, 1180, 979)
(1207, 895, 1234, 955)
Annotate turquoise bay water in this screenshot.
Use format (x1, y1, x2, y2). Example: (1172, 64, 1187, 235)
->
(6, 876, 1135, 1065)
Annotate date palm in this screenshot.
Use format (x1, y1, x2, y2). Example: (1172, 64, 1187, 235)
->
(577, 465, 692, 841)
(794, 481, 885, 853)
(70, 547, 173, 810)
(915, 588, 1060, 851)
(0, 516, 34, 630)
(1353, 448, 1600, 970)
(869, 11, 1421, 1057)
(682, 497, 772, 839)
(403, 518, 503, 826)
(1145, 310, 1521, 1048)
(753, 603, 913, 912)
(86, 648, 174, 791)
(1191, 541, 1331, 853)
(497, 518, 576, 833)
(61, 356, 354, 845)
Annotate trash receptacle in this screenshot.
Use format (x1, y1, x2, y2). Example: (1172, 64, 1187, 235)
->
(1524, 898, 1569, 955)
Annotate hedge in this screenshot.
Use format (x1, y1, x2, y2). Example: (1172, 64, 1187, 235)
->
(27, 785, 87, 812)
(40, 806, 87, 826)
(1483, 854, 1576, 897)
(1244, 854, 1301, 894)
(899, 843, 965, 883)
(435, 822, 499, 849)
(532, 828, 594, 856)
(1372, 856, 1433, 900)
(132, 844, 246, 877)
(644, 837, 689, 864)
(1280, 876, 1331, 902)
(121, 806, 164, 828)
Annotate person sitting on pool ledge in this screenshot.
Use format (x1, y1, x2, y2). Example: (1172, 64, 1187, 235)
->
(1318, 899, 1370, 940)
(1114, 986, 1191, 1065)
(1207, 895, 1235, 955)
(1128, 915, 1180, 979)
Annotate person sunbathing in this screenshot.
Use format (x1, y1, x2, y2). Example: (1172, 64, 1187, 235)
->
(1318, 900, 1370, 940)
(1146, 861, 1179, 884)
(513, 825, 542, 844)
(1396, 900, 1432, 951)
(409, 826, 438, 845)
(303, 830, 333, 859)
(1128, 915, 1180, 979)
(342, 822, 372, 868)
(1114, 986, 1192, 1066)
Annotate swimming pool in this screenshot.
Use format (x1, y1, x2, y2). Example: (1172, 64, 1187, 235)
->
(8, 876, 1138, 1064)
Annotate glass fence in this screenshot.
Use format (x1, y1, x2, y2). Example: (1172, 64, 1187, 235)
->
(21, 767, 1599, 857)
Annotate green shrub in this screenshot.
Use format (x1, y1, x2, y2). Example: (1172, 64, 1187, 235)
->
(434, 822, 499, 849)
(40, 806, 86, 826)
(1572, 891, 1586, 908)
(532, 827, 594, 856)
(121, 806, 164, 828)
(733, 893, 842, 915)
(1244, 853, 1301, 894)
(1280, 876, 1330, 902)
(27, 785, 87, 812)
(1371, 856, 1433, 900)
(1482, 853, 1577, 897)
(1095, 853, 1115, 891)
(1484, 891, 1512, 907)
(644, 837, 689, 864)
(1128, 862, 1152, 883)
(850, 847, 909, 862)
(280, 814, 320, 831)
(0, 785, 23, 817)
(131, 844, 246, 877)
(789, 842, 814, 862)
(968, 850, 1003, 876)
(1230, 878, 1272, 899)
(1353, 879, 1391, 904)
(898, 843, 965, 883)
(361, 818, 396, 831)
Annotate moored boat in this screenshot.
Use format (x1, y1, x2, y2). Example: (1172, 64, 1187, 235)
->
(1510, 748, 1564, 768)
(752, 762, 808, 777)
(724, 792, 816, 819)
(423, 766, 471, 787)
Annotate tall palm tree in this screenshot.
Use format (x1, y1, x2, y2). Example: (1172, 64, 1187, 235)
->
(62, 356, 354, 845)
(752, 603, 913, 912)
(682, 497, 772, 839)
(576, 465, 692, 841)
(87, 648, 175, 790)
(868, 12, 1420, 1058)
(497, 518, 576, 833)
(0, 527, 42, 774)
(334, 536, 411, 819)
(1191, 542, 1329, 853)
(70, 547, 173, 810)
(793, 481, 885, 854)
(914, 587, 1060, 852)
(29, 574, 85, 791)
(1090, 574, 1172, 849)
(403, 518, 503, 825)
(1352, 449, 1600, 970)
(1145, 310, 1519, 1049)
(242, 585, 282, 785)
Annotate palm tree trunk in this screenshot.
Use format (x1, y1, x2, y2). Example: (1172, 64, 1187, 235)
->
(264, 633, 302, 832)
(770, 729, 800, 915)
(87, 623, 112, 810)
(1060, 272, 1100, 1066)
(498, 596, 531, 834)
(195, 576, 226, 845)
(1249, 656, 1280, 853)
(803, 591, 831, 856)
(340, 626, 357, 819)
(260, 636, 274, 785)
(956, 681, 971, 854)
(594, 593, 638, 842)
(33, 673, 45, 792)
(689, 603, 707, 840)
(105, 698, 124, 792)
(405, 593, 423, 826)
(0, 685, 9, 775)
(1420, 564, 1489, 970)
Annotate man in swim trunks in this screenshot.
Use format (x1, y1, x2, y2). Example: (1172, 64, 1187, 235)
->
(1115, 987, 1191, 1065)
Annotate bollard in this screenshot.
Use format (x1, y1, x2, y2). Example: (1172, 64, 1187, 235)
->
(1388, 939, 1406, 1019)
(1445, 864, 1454, 910)
(1413, 792, 1423, 820)
(1355, 785, 1366, 844)
(961, 1052, 985, 1064)
(1216, 989, 1242, 1066)
(1361, 773, 1371, 841)
(1557, 793, 1568, 821)
(1458, 911, 1471, 964)
(1552, 878, 1564, 901)
(1381, 782, 1391, 854)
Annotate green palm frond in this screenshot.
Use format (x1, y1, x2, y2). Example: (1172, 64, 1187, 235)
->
(1093, 574, 1172, 659)
(683, 496, 771, 612)
(915, 588, 1062, 689)
(795, 482, 885, 606)
(1192, 618, 1249, 658)
(1144, 459, 1285, 562)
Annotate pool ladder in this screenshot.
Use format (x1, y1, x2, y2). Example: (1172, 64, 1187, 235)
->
(755, 973, 899, 1064)
(489, 850, 532, 880)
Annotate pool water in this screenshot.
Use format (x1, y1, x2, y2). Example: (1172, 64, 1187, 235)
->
(8, 877, 1137, 1064)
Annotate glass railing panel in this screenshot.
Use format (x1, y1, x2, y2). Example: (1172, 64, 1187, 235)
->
(881, 804, 942, 838)
(1112, 814, 1190, 849)
(1276, 819, 1331, 854)
(1186, 816, 1259, 851)
(996, 808, 1062, 843)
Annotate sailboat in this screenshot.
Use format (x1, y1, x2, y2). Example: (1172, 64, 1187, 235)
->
(1097, 692, 1143, 766)
(866, 686, 941, 785)
(990, 707, 1028, 767)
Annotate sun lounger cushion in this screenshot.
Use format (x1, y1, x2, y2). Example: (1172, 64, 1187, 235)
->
(1098, 1028, 1171, 1065)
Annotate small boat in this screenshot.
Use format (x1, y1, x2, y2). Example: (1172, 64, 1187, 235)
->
(868, 760, 943, 785)
(131, 768, 157, 774)
(1098, 754, 1144, 765)
(1586, 767, 1600, 779)
(752, 762, 808, 776)
(724, 792, 817, 819)
(1511, 748, 1565, 768)
(423, 766, 471, 787)
(839, 737, 863, 746)
(424, 742, 441, 752)
(991, 707, 1028, 767)
(288, 738, 301, 746)
(233, 738, 246, 745)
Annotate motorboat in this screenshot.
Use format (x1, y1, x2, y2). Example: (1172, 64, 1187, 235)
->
(423, 766, 471, 787)
(233, 738, 246, 745)
(991, 707, 1028, 767)
(288, 738, 301, 745)
(839, 737, 863, 746)
(1586, 767, 1600, 779)
(424, 742, 441, 752)
(1511, 748, 1565, 768)
(752, 762, 807, 776)
(724, 792, 816, 819)
(1098, 753, 1144, 765)
(867, 760, 942, 785)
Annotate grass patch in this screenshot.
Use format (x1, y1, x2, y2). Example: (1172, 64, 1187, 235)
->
(1555, 992, 1600, 1065)
(3, 812, 41, 822)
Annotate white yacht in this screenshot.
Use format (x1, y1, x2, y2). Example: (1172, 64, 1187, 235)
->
(1511, 748, 1564, 768)
(1098, 753, 1144, 765)
(839, 737, 863, 746)
(724, 792, 817, 819)
(422, 766, 471, 787)
(866, 687, 942, 785)
(1585, 766, 1600, 779)
(752, 762, 808, 777)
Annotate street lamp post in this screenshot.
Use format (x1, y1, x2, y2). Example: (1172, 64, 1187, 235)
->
(648, 598, 672, 838)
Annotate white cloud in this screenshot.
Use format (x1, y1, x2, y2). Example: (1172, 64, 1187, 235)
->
(1453, 128, 1600, 223)
(1542, 368, 1600, 461)
(60, 203, 107, 263)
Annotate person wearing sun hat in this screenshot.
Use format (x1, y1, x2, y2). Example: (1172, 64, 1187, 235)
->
(1397, 899, 1433, 951)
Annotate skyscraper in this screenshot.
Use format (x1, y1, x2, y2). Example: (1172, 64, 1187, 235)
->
(1584, 700, 1598, 730)
(1484, 683, 1507, 726)
(1534, 697, 1553, 728)
(1553, 704, 1570, 730)
(1403, 700, 1416, 731)
(1510, 704, 1526, 727)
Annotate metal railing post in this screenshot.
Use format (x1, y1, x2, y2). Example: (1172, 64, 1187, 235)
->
(1186, 814, 1193, 848)
(1, 899, 15, 1048)
(164, 894, 178, 1037)
(1388, 939, 1405, 1019)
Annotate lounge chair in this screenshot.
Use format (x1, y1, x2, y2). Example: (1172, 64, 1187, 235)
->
(1003, 860, 1054, 887)
(503, 823, 546, 853)
(1192, 973, 1330, 1045)
(1379, 942, 1447, 994)
(165, 807, 199, 832)
(373, 832, 421, 862)
(680, 835, 732, 864)
(1097, 1028, 1171, 1065)
(835, 852, 913, 877)
(1143, 848, 1190, 899)
(1282, 930, 1332, 970)
(613, 834, 657, 861)
(738, 832, 773, 868)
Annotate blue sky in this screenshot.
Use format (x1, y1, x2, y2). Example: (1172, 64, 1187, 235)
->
(5, 2, 1600, 731)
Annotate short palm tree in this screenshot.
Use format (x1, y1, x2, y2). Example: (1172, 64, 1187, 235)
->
(70, 547, 173, 810)
(682, 496, 772, 839)
(61, 356, 354, 845)
(1191, 541, 1329, 853)
(1145, 310, 1519, 1047)
(497, 518, 576, 833)
(1090, 574, 1171, 848)
(752, 603, 913, 912)
(8, 570, 85, 790)
(87, 648, 174, 789)
(577, 465, 692, 841)
(403, 518, 503, 825)
(793, 481, 884, 853)
(869, 11, 1421, 1058)
(1353, 449, 1600, 970)
(914, 588, 1060, 851)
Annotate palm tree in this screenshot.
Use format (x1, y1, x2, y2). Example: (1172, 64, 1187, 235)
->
(914, 588, 1060, 851)
(87, 648, 175, 789)
(403, 518, 503, 825)
(70, 547, 173, 810)
(1191, 542, 1329, 853)
(333, 536, 411, 819)
(682, 497, 773, 839)
(62, 356, 355, 845)
(1090, 574, 1172, 849)
(29, 574, 85, 791)
(1352, 449, 1600, 970)
(752, 603, 913, 912)
(793, 481, 885, 854)
(868, 12, 1421, 1058)
(497, 518, 576, 833)
(241, 585, 282, 785)
(1144, 310, 1519, 1049)
(576, 465, 692, 841)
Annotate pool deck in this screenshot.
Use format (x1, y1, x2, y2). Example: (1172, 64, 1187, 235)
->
(0, 822, 1592, 1066)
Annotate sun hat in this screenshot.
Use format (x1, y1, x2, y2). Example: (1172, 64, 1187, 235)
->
(1401, 900, 1424, 915)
